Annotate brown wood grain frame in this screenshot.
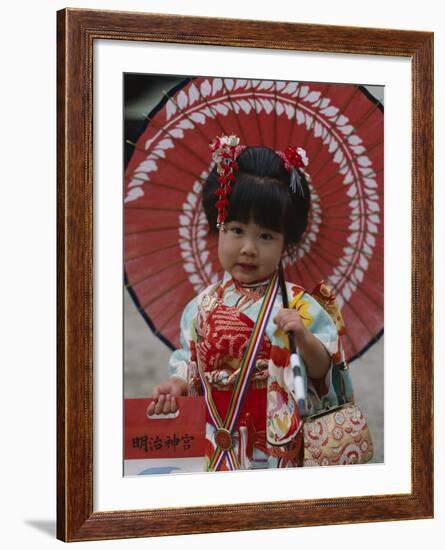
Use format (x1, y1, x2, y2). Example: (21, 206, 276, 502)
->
(57, 8, 434, 542)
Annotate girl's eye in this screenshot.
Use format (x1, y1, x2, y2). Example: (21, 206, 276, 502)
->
(230, 226, 243, 235)
(260, 233, 273, 240)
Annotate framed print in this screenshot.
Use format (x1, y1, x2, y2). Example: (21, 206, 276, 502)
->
(57, 8, 433, 542)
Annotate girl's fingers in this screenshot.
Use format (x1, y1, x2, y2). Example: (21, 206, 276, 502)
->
(154, 394, 166, 415)
(149, 382, 182, 415)
(162, 395, 172, 415)
(275, 310, 298, 321)
(170, 396, 177, 413)
(277, 313, 302, 333)
(154, 382, 175, 398)
(275, 314, 295, 328)
(148, 394, 179, 416)
(152, 384, 166, 399)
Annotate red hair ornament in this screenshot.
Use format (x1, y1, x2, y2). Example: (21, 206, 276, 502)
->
(210, 135, 246, 228)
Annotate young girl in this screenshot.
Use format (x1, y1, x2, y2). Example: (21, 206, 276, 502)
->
(148, 135, 348, 471)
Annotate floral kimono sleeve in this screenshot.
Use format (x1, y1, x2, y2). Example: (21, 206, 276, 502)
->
(288, 289, 342, 415)
(168, 296, 199, 383)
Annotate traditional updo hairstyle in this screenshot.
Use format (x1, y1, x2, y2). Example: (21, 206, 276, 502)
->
(202, 146, 311, 248)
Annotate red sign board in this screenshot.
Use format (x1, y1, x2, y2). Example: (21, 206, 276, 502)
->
(124, 397, 206, 459)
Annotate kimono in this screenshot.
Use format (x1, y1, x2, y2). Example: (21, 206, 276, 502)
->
(169, 272, 348, 471)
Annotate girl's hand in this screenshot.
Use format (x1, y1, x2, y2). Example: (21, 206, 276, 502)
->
(273, 308, 306, 342)
(274, 308, 331, 379)
(147, 378, 188, 416)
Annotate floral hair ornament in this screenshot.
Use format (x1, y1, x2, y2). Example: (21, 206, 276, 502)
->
(276, 146, 311, 196)
(209, 134, 246, 228)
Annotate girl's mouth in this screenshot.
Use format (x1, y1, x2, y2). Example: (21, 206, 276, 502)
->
(237, 263, 257, 271)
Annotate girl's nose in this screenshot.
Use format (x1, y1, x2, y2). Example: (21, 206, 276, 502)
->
(240, 239, 258, 256)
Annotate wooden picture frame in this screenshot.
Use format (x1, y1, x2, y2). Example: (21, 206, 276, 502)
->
(57, 8, 433, 542)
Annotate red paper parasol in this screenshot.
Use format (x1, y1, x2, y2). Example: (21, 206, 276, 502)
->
(124, 77, 383, 362)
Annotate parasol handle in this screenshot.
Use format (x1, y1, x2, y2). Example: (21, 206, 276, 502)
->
(278, 262, 308, 416)
(290, 353, 308, 417)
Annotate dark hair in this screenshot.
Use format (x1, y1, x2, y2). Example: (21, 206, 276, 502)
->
(202, 146, 311, 246)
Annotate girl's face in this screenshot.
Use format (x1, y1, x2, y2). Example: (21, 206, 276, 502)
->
(218, 219, 285, 284)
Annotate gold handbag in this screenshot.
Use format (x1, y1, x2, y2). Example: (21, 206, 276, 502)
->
(301, 282, 374, 466)
(303, 402, 373, 466)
